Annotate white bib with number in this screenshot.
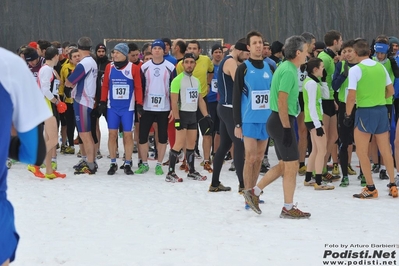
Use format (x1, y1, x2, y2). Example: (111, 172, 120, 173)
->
(211, 79, 218, 93)
(148, 93, 165, 109)
(251, 90, 270, 110)
(112, 84, 130, 100)
(186, 88, 198, 104)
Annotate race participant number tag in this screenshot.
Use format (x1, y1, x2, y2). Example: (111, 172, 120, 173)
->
(148, 93, 165, 109)
(251, 90, 270, 110)
(211, 79, 218, 93)
(53, 79, 60, 95)
(112, 84, 130, 100)
(186, 88, 198, 104)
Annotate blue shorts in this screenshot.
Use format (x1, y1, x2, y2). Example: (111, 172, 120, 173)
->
(107, 108, 134, 131)
(355, 106, 389, 134)
(242, 123, 269, 140)
(0, 193, 19, 264)
(73, 102, 92, 133)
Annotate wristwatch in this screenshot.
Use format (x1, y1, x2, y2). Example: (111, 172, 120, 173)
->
(235, 124, 241, 128)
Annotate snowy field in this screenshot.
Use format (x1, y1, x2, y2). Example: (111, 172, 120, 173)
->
(7, 117, 399, 266)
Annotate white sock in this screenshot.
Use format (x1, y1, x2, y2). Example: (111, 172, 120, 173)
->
(381, 165, 386, 170)
(284, 203, 293, 210)
(254, 186, 262, 196)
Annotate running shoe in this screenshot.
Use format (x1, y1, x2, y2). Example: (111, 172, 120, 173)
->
(187, 171, 207, 181)
(298, 165, 307, 176)
(208, 183, 231, 192)
(228, 161, 235, 171)
(314, 182, 335, 190)
(280, 205, 311, 219)
(347, 164, 356, 175)
(372, 164, 380, 174)
(27, 165, 44, 178)
(332, 163, 340, 176)
(304, 179, 316, 186)
(124, 164, 134, 175)
(64, 146, 75, 154)
(165, 171, 183, 183)
(203, 161, 213, 173)
(339, 176, 349, 187)
(242, 189, 262, 214)
(387, 183, 398, 198)
(107, 163, 118, 175)
(155, 165, 164, 175)
(379, 169, 389, 180)
(45, 171, 66, 179)
(135, 164, 149, 174)
(353, 187, 378, 199)
(96, 150, 103, 159)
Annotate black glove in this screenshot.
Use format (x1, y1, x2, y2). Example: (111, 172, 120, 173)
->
(342, 61, 349, 77)
(136, 104, 144, 116)
(174, 119, 183, 130)
(203, 115, 214, 134)
(97, 101, 107, 117)
(321, 69, 327, 82)
(282, 127, 292, 147)
(316, 127, 325, 137)
(8, 136, 20, 161)
(343, 112, 354, 127)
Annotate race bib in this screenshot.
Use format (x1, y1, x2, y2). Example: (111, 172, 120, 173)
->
(211, 79, 218, 93)
(53, 79, 60, 95)
(186, 88, 198, 104)
(251, 90, 270, 110)
(112, 84, 130, 100)
(148, 93, 165, 109)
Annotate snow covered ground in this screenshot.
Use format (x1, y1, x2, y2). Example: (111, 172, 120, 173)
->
(7, 117, 399, 266)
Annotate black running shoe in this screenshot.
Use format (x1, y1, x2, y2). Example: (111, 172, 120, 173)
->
(107, 163, 118, 175)
(124, 164, 134, 175)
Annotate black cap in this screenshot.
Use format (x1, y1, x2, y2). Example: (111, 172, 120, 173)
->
(271, 41, 284, 54)
(315, 41, 326, 50)
(161, 38, 172, 47)
(183, 53, 196, 60)
(211, 44, 223, 54)
(234, 42, 249, 52)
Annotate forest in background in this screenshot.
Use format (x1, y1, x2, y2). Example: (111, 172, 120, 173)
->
(2, 0, 399, 52)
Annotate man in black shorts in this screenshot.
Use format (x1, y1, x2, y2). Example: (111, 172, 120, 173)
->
(244, 36, 311, 219)
(165, 53, 213, 182)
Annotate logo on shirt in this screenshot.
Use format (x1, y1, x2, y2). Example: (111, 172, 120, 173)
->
(124, 70, 130, 76)
(250, 70, 255, 74)
(154, 68, 161, 77)
(263, 72, 270, 79)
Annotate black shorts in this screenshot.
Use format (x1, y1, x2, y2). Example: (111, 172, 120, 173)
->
(322, 99, 336, 117)
(134, 103, 139, 124)
(266, 111, 299, 161)
(179, 111, 197, 130)
(305, 121, 323, 131)
(139, 110, 169, 144)
(298, 92, 304, 113)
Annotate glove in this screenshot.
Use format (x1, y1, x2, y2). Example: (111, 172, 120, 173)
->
(316, 127, 325, 137)
(343, 112, 354, 127)
(203, 115, 214, 134)
(97, 101, 107, 117)
(136, 104, 144, 116)
(282, 127, 292, 147)
(56, 101, 67, 114)
(342, 61, 349, 77)
(174, 119, 183, 130)
(321, 69, 327, 82)
(8, 136, 20, 161)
